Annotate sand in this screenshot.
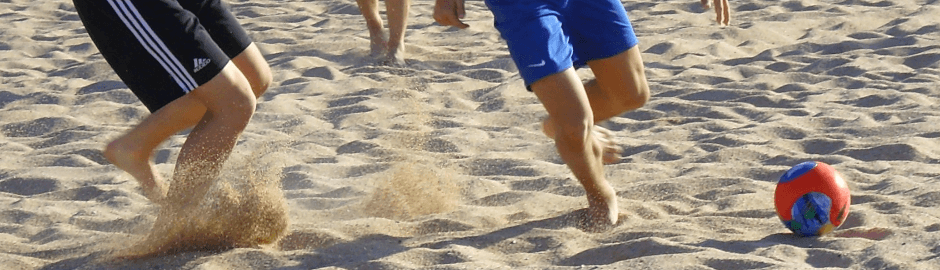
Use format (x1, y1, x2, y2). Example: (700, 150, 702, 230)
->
(1, 0, 939, 269)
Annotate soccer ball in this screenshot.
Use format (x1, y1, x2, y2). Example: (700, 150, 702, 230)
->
(774, 161, 851, 236)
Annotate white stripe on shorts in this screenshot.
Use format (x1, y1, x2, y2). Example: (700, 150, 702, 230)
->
(107, 0, 198, 92)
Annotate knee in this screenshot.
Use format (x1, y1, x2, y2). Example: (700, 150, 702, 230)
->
(551, 117, 593, 150)
(225, 96, 256, 133)
(605, 79, 649, 112)
(614, 69, 650, 110)
(248, 65, 272, 98)
(232, 43, 273, 98)
(625, 81, 650, 109)
(232, 84, 258, 118)
(193, 63, 259, 131)
(218, 78, 258, 126)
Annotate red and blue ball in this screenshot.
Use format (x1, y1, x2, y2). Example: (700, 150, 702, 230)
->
(774, 161, 851, 236)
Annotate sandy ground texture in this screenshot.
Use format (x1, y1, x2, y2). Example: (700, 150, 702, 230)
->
(1, 0, 940, 269)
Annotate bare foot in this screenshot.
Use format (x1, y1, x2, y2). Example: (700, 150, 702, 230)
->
(382, 43, 407, 67)
(586, 180, 619, 225)
(541, 118, 622, 164)
(591, 125, 623, 164)
(104, 139, 168, 205)
(577, 194, 620, 232)
(369, 40, 386, 59)
(368, 30, 388, 59)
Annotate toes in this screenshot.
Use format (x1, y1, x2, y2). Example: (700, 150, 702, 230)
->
(382, 58, 407, 67)
(593, 125, 613, 138)
(603, 146, 622, 164)
(593, 126, 622, 164)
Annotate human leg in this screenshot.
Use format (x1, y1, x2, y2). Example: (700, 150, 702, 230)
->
(384, 0, 410, 65)
(486, 0, 618, 226)
(77, 0, 268, 205)
(164, 61, 256, 210)
(531, 68, 619, 226)
(541, 120, 623, 164)
(162, 46, 267, 208)
(230, 43, 272, 97)
(583, 47, 650, 121)
(356, 0, 387, 57)
(103, 95, 204, 204)
(540, 47, 650, 163)
(540, 0, 649, 163)
(102, 44, 270, 204)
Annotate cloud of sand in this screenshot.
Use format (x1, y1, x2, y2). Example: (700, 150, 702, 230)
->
(114, 147, 290, 259)
(362, 78, 462, 221)
(363, 162, 460, 221)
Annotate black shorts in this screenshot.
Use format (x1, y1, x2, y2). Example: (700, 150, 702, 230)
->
(73, 0, 253, 112)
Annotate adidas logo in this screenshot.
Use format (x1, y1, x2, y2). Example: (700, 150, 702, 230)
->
(193, 58, 211, 72)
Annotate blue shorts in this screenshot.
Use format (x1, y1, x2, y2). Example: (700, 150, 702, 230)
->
(486, 0, 639, 88)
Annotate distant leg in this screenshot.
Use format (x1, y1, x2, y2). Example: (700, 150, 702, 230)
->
(583, 47, 649, 121)
(357, 0, 387, 58)
(384, 0, 410, 66)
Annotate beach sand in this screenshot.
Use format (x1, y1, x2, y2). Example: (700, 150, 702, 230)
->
(1, 0, 939, 269)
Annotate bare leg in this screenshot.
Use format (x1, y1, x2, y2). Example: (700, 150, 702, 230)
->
(119, 62, 256, 258)
(357, 0, 387, 58)
(104, 95, 204, 205)
(164, 62, 256, 210)
(384, 0, 410, 66)
(702, 0, 731, 26)
(103, 43, 270, 205)
(582, 47, 650, 121)
(541, 47, 649, 164)
(230, 43, 272, 98)
(542, 122, 622, 164)
(531, 68, 619, 227)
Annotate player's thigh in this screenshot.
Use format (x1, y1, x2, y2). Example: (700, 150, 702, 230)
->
(230, 43, 271, 97)
(586, 46, 649, 100)
(531, 68, 593, 127)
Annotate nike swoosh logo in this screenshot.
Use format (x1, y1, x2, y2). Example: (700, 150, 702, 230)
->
(527, 60, 546, 67)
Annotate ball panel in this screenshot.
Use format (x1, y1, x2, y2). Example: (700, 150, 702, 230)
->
(788, 192, 832, 236)
(774, 172, 826, 221)
(779, 161, 817, 184)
